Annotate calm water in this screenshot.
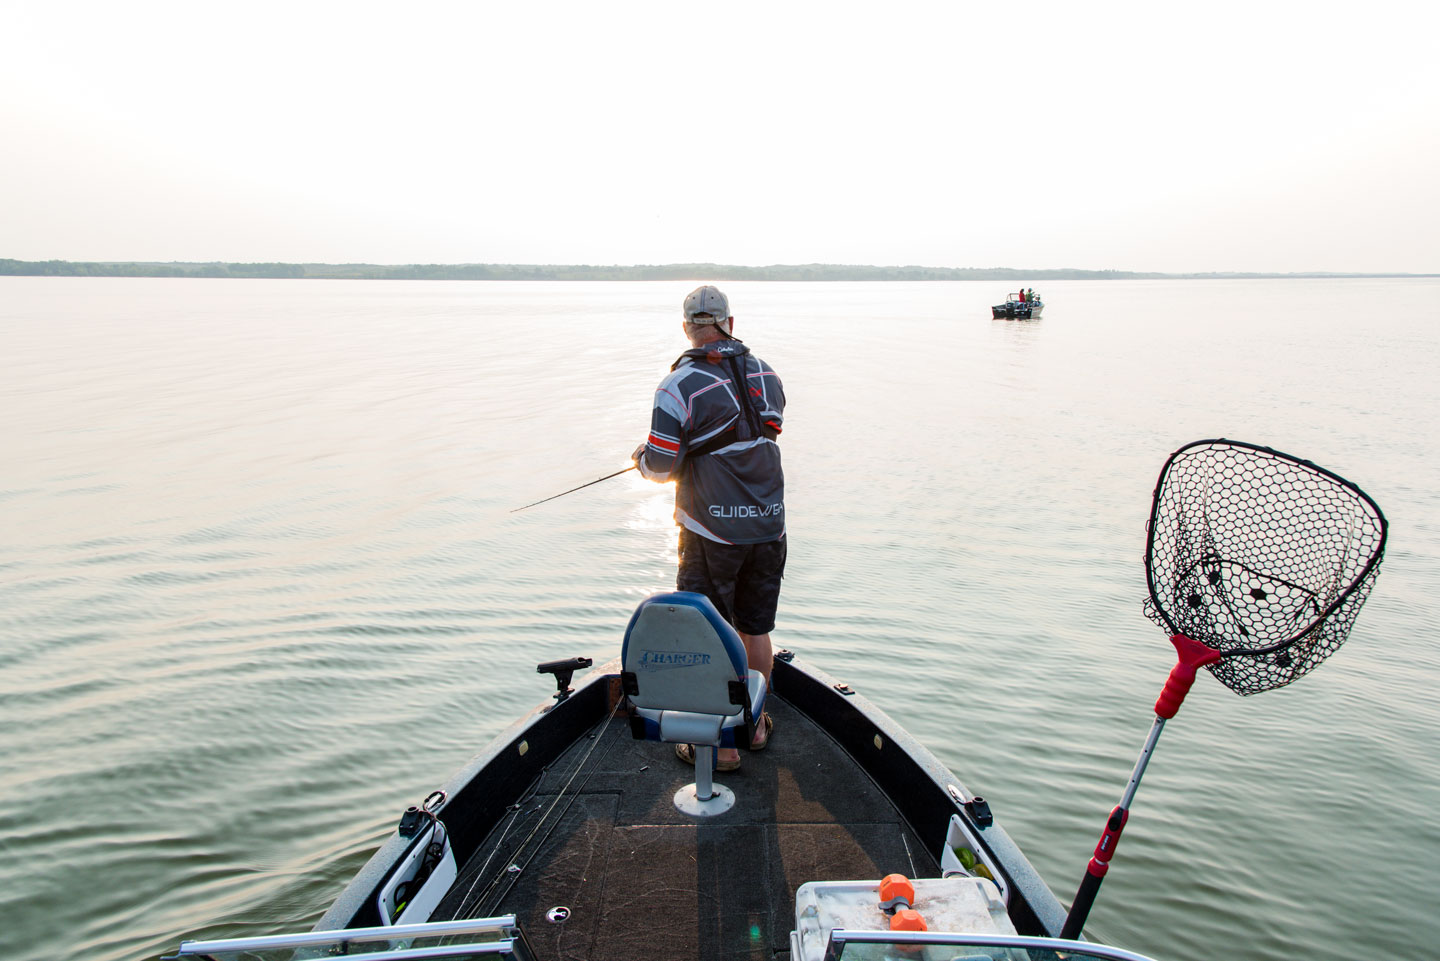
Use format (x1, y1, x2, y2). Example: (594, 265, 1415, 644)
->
(1, 277, 1437, 961)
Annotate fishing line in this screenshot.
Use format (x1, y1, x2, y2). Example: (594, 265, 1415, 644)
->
(455, 698, 624, 919)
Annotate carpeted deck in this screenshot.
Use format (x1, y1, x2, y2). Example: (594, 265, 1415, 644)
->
(433, 694, 941, 961)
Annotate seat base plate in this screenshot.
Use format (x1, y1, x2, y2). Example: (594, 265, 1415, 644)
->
(674, 782, 736, 816)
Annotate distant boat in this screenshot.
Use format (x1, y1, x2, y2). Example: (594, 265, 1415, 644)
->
(992, 292, 1043, 319)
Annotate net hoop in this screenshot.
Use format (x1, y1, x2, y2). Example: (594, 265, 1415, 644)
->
(1142, 439, 1387, 695)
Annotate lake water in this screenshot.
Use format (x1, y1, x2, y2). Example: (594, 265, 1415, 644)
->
(1, 277, 1437, 961)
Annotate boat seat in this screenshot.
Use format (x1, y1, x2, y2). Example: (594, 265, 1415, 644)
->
(620, 591, 766, 816)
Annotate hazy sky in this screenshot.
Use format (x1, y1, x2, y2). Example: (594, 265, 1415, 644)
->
(3, 1, 1437, 273)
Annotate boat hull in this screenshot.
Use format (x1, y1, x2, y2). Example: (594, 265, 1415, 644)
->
(314, 654, 1068, 956)
(992, 304, 1043, 319)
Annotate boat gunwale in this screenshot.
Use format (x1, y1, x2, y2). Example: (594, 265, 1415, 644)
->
(769, 653, 1067, 938)
(316, 665, 617, 931)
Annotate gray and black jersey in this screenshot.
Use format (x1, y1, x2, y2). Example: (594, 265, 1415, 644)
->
(637, 339, 785, 545)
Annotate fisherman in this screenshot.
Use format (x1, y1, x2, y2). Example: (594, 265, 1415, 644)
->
(632, 284, 785, 770)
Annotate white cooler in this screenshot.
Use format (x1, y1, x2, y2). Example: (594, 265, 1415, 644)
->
(790, 876, 1017, 961)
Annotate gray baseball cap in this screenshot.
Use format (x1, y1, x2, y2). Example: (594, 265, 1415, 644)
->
(683, 285, 731, 325)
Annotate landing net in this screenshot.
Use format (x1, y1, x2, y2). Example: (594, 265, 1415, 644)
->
(1142, 439, 1387, 695)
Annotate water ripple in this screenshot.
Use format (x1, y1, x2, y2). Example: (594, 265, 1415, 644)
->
(0, 278, 1436, 961)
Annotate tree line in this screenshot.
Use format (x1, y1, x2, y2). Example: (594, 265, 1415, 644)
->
(0, 260, 306, 278)
(2, 259, 1425, 281)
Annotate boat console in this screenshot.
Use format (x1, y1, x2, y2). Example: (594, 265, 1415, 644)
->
(169, 885, 1161, 961)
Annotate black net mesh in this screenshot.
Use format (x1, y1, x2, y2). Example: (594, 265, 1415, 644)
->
(1143, 439, 1387, 696)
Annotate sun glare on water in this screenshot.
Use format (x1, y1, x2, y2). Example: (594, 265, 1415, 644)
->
(623, 477, 680, 568)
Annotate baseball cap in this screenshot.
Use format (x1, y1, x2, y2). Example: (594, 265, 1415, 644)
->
(682, 285, 731, 325)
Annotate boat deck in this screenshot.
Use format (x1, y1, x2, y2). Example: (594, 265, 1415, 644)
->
(432, 693, 940, 961)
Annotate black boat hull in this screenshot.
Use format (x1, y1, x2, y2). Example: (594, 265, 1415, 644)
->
(315, 653, 1068, 950)
(992, 304, 1042, 319)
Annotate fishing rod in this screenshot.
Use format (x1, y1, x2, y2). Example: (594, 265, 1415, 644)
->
(510, 466, 635, 513)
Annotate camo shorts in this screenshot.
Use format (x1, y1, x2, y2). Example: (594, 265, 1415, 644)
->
(676, 528, 787, 635)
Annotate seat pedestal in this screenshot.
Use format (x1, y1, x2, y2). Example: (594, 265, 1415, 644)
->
(674, 745, 736, 816)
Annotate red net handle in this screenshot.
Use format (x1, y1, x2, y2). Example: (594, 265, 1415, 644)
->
(1155, 634, 1224, 718)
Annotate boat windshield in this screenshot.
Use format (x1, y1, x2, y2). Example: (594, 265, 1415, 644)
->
(824, 929, 1161, 961)
(166, 916, 535, 961)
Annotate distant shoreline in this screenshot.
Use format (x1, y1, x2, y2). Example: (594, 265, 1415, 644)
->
(1, 259, 1434, 281)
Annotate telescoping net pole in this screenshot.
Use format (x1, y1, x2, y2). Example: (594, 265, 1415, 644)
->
(1061, 439, 1387, 940)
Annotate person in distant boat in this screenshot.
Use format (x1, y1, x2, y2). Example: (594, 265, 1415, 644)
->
(632, 285, 786, 771)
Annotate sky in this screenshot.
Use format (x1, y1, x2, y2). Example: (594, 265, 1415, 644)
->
(2, 0, 1437, 274)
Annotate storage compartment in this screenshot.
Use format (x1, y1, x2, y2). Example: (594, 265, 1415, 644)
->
(940, 814, 1009, 903)
(376, 820, 458, 926)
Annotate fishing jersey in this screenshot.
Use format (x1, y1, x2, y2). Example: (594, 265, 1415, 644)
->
(637, 339, 785, 545)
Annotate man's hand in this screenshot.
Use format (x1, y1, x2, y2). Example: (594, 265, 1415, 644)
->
(631, 443, 647, 464)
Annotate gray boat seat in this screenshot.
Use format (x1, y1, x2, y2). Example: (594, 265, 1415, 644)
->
(620, 591, 766, 815)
